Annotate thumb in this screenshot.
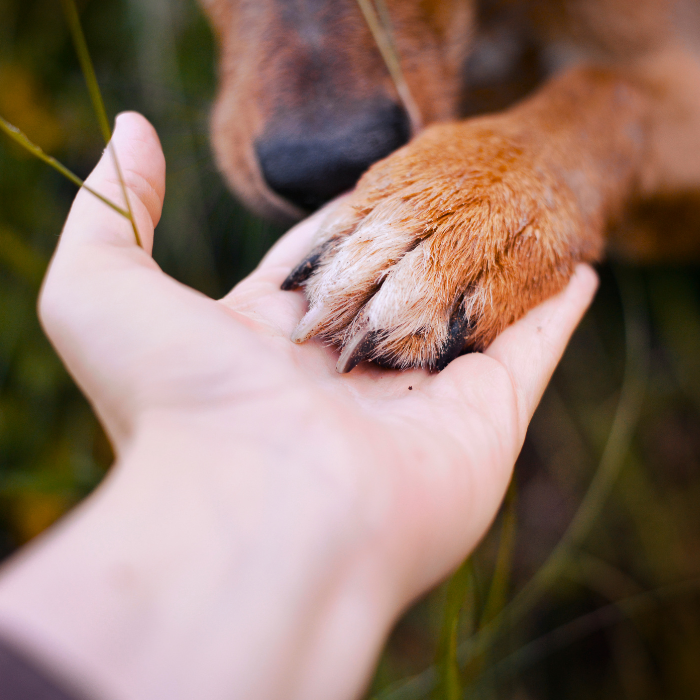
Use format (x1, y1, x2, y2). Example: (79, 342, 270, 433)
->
(37, 113, 168, 445)
(62, 111, 165, 253)
(39, 112, 166, 329)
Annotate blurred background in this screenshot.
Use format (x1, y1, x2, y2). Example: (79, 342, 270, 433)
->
(1, 0, 699, 698)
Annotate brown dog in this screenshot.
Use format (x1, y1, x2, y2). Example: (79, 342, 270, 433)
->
(199, 0, 700, 371)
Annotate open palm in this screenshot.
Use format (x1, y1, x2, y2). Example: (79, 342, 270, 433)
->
(39, 112, 597, 647)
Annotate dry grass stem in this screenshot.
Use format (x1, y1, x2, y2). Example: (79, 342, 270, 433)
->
(354, 0, 423, 134)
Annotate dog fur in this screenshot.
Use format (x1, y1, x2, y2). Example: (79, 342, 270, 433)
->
(199, 0, 700, 371)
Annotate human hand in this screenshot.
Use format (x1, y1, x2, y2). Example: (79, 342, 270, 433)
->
(0, 112, 597, 700)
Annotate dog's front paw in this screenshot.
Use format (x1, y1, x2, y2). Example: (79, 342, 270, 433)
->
(283, 120, 603, 372)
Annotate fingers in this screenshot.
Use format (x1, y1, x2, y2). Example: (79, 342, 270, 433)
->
(65, 111, 165, 254)
(419, 265, 598, 568)
(483, 264, 599, 429)
(37, 113, 173, 442)
(435, 265, 598, 434)
(39, 112, 166, 378)
(40, 112, 166, 322)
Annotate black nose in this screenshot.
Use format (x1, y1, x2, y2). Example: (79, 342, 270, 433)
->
(255, 101, 411, 212)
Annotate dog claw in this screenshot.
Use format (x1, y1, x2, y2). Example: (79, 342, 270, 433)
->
(281, 243, 331, 290)
(435, 311, 472, 371)
(281, 251, 322, 290)
(291, 304, 330, 343)
(336, 327, 378, 374)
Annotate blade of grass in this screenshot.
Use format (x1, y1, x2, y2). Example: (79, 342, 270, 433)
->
(355, 0, 423, 134)
(479, 478, 517, 628)
(433, 558, 475, 700)
(1, 115, 130, 219)
(456, 483, 518, 696)
(60, 0, 142, 247)
(59, 0, 110, 143)
(377, 268, 650, 700)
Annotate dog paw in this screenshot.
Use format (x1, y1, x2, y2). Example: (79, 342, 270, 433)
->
(283, 119, 603, 372)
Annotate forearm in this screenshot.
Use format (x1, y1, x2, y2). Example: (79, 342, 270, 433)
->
(0, 414, 391, 700)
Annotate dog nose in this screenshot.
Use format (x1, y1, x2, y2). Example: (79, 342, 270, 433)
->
(255, 102, 411, 212)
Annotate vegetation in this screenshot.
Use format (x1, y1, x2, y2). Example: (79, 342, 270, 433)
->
(1, 0, 700, 697)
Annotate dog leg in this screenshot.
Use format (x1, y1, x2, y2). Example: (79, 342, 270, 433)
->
(283, 67, 649, 371)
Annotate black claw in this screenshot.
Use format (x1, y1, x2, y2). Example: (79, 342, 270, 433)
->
(336, 330, 381, 374)
(435, 312, 473, 371)
(280, 248, 324, 290)
(282, 237, 339, 291)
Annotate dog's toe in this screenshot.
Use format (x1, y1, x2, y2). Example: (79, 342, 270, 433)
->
(293, 228, 476, 370)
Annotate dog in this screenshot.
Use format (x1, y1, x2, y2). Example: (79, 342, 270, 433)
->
(198, 0, 700, 372)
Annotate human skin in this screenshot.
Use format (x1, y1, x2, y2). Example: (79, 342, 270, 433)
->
(0, 113, 597, 700)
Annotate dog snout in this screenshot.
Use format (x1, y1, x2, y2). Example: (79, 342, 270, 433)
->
(255, 101, 411, 212)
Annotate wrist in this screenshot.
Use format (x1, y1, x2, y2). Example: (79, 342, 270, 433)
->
(0, 409, 396, 700)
